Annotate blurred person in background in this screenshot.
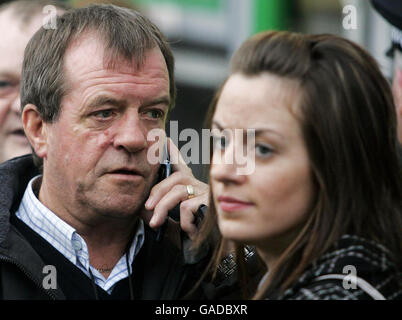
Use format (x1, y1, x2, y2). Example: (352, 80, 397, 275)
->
(195, 31, 402, 300)
(372, 0, 402, 144)
(0, 0, 69, 163)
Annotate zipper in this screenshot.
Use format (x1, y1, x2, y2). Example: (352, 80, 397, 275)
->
(0, 255, 58, 300)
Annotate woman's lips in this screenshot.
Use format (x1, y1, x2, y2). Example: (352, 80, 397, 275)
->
(217, 196, 254, 212)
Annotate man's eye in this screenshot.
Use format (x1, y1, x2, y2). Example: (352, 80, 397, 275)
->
(255, 144, 274, 158)
(144, 109, 164, 119)
(93, 110, 114, 119)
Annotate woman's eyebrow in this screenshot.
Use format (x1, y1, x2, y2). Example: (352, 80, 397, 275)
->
(211, 121, 224, 130)
(212, 121, 283, 139)
(254, 128, 284, 139)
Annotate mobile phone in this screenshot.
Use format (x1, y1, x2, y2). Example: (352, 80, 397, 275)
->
(154, 143, 205, 241)
(155, 143, 171, 241)
(156, 143, 171, 183)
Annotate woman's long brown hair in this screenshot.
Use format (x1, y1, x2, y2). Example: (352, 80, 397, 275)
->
(194, 31, 402, 299)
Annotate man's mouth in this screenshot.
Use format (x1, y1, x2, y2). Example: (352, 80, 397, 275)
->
(106, 168, 144, 180)
(111, 169, 140, 175)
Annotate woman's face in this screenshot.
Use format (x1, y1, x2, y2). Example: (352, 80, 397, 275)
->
(210, 73, 315, 251)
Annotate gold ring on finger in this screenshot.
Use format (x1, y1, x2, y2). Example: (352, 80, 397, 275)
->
(186, 185, 195, 199)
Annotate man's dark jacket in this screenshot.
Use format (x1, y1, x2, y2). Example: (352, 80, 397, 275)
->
(0, 155, 212, 300)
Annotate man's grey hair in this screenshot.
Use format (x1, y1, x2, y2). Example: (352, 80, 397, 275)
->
(21, 4, 175, 121)
(20, 4, 176, 170)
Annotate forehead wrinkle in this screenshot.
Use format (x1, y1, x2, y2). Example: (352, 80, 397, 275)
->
(70, 70, 168, 91)
(64, 33, 167, 83)
(64, 57, 169, 101)
(63, 61, 169, 108)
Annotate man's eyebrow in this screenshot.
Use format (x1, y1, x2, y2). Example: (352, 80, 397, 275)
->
(87, 95, 127, 110)
(141, 95, 171, 108)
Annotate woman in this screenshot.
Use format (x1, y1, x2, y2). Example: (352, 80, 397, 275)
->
(196, 31, 402, 300)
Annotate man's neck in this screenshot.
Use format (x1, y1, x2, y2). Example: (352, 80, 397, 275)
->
(81, 218, 139, 278)
(37, 175, 139, 271)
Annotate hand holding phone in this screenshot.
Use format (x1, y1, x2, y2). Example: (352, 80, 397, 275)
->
(145, 138, 209, 241)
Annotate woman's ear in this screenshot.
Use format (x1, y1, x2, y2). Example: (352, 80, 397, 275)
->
(22, 104, 48, 159)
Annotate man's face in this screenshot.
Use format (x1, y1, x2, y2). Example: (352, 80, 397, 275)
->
(41, 35, 169, 222)
(393, 49, 402, 144)
(0, 10, 41, 162)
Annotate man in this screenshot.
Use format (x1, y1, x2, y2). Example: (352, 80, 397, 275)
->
(371, 0, 402, 144)
(0, 4, 212, 299)
(0, 0, 69, 163)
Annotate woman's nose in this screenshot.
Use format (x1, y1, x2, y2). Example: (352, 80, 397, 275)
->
(210, 143, 247, 185)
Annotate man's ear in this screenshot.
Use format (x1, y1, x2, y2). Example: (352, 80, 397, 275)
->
(22, 104, 49, 159)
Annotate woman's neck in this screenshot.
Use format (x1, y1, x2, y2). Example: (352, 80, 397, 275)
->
(255, 229, 301, 271)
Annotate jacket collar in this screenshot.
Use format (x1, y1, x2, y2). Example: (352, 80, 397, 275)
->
(0, 155, 38, 245)
(0, 155, 66, 299)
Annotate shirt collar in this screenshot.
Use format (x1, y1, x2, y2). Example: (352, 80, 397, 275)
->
(16, 175, 145, 276)
(17, 175, 79, 264)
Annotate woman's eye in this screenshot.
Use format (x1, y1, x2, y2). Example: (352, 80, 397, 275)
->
(255, 144, 274, 157)
(213, 135, 229, 150)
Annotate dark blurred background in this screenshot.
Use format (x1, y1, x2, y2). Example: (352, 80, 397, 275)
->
(1, 0, 393, 181)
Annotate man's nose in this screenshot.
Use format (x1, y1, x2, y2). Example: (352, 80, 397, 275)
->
(113, 112, 148, 154)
